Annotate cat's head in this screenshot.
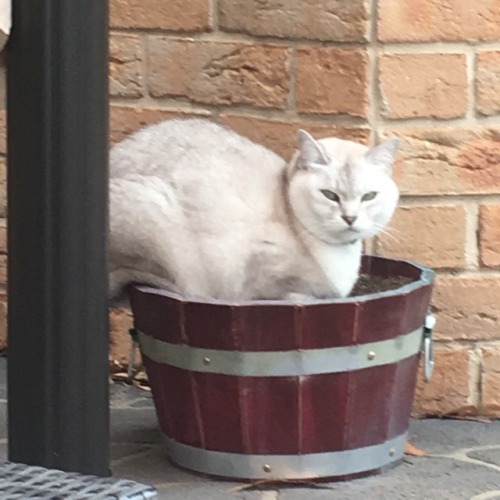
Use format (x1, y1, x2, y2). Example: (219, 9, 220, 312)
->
(287, 131, 400, 245)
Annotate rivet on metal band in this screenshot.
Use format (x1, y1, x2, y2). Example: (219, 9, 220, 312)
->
(137, 327, 424, 378)
(162, 432, 408, 480)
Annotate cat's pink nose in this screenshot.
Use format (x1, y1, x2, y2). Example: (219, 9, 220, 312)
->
(342, 215, 357, 226)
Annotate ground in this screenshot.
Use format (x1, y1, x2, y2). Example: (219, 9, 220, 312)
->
(0, 359, 499, 499)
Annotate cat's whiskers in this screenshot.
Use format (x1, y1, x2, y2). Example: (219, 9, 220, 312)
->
(372, 224, 401, 244)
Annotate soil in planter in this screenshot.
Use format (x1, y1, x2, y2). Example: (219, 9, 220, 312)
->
(350, 274, 414, 297)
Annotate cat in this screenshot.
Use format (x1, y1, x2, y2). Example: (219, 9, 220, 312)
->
(109, 118, 400, 302)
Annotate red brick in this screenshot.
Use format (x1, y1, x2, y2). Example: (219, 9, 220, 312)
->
(147, 39, 290, 109)
(296, 48, 369, 117)
(432, 274, 500, 341)
(0, 222, 6, 254)
(382, 127, 500, 196)
(476, 51, 500, 116)
(0, 110, 5, 154)
(479, 204, 500, 268)
(378, 205, 467, 269)
(218, 0, 368, 42)
(379, 53, 467, 119)
(379, 0, 500, 42)
(0, 255, 6, 286)
(110, 105, 212, 144)
(109, 34, 143, 98)
(481, 347, 500, 416)
(0, 61, 5, 109)
(413, 349, 472, 417)
(0, 159, 6, 219)
(110, 0, 211, 32)
(109, 307, 134, 369)
(219, 114, 369, 159)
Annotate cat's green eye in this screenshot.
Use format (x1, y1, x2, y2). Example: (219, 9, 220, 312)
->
(320, 190, 340, 202)
(362, 191, 378, 202)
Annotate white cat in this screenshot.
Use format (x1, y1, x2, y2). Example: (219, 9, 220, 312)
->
(109, 119, 399, 302)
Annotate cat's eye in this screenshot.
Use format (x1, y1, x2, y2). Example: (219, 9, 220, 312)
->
(362, 191, 378, 202)
(320, 190, 340, 202)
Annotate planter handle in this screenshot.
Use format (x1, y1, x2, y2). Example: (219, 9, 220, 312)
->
(423, 313, 436, 382)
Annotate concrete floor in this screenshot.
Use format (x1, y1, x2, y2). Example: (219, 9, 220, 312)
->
(110, 375, 500, 499)
(1, 359, 500, 499)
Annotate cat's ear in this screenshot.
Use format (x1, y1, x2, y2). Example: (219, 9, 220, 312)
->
(297, 130, 329, 167)
(365, 138, 400, 173)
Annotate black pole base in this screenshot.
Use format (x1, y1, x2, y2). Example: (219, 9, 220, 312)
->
(6, 0, 110, 476)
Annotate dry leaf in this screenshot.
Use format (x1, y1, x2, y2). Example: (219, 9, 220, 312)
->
(404, 441, 427, 457)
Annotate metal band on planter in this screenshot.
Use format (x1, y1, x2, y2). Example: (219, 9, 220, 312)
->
(162, 432, 407, 480)
(137, 327, 423, 377)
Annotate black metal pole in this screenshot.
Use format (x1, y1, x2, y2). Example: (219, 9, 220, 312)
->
(6, 1, 110, 476)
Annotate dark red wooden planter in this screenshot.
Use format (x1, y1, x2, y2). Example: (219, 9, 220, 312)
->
(129, 256, 435, 481)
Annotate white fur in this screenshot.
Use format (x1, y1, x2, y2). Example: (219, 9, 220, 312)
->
(109, 119, 400, 301)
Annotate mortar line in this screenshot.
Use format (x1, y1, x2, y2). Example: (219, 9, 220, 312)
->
(367, 0, 382, 254)
(138, 32, 152, 103)
(109, 98, 371, 126)
(382, 115, 500, 127)
(427, 343, 479, 351)
(465, 46, 477, 122)
(109, 28, 500, 52)
(367, 0, 380, 145)
(468, 348, 482, 409)
(398, 194, 500, 205)
(437, 449, 500, 473)
(435, 267, 500, 277)
(476, 345, 484, 411)
(379, 41, 500, 53)
(107, 101, 500, 128)
(286, 44, 298, 116)
(464, 203, 480, 270)
(432, 339, 500, 349)
(108, 28, 370, 47)
(210, 0, 219, 32)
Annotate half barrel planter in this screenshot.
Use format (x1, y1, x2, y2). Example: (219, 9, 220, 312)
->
(129, 256, 435, 481)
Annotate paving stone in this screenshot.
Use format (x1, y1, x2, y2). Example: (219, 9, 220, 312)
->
(0, 402, 6, 440)
(110, 381, 154, 409)
(0, 357, 6, 401)
(130, 396, 155, 409)
(110, 407, 160, 444)
(281, 458, 500, 500)
(2, 358, 500, 498)
(468, 447, 500, 467)
(110, 442, 151, 463)
(155, 482, 261, 500)
(112, 445, 209, 485)
(408, 419, 500, 454)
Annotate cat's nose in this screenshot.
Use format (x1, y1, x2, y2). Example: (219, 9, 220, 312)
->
(342, 215, 357, 226)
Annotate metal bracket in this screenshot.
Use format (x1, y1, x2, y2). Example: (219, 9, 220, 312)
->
(423, 313, 436, 382)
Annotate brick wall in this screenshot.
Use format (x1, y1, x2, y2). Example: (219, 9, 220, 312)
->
(107, 0, 500, 417)
(0, 1, 499, 416)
